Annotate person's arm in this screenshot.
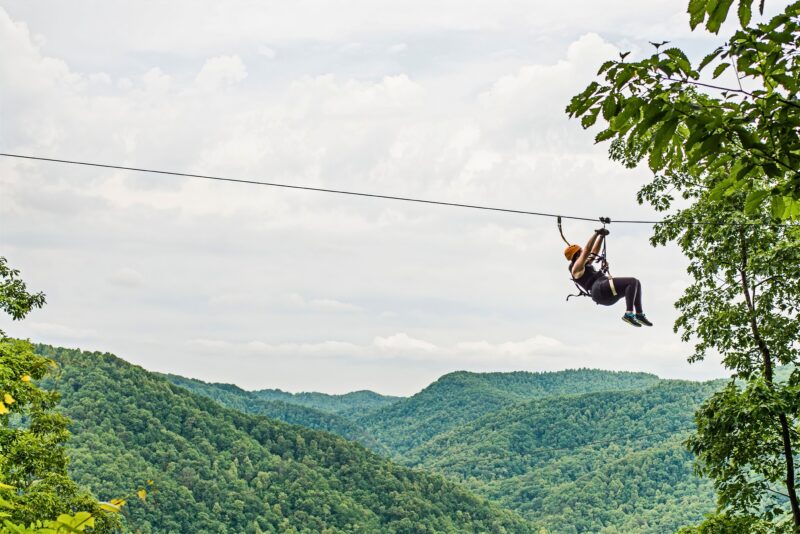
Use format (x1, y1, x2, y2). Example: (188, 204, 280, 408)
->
(588, 233, 604, 263)
(571, 232, 601, 278)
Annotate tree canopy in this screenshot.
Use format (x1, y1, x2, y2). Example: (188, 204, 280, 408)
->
(0, 258, 114, 531)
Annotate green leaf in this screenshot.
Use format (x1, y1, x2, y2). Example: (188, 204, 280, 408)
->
(712, 62, 731, 79)
(709, 176, 735, 201)
(610, 97, 643, 133)
(664, 48, 692, 74)
(597, 60, 615, 75)
(707, 0, 735, 33)
(53, 512, 95, 532)
(601, 96, 619, 121)
(688, 134, 723, 167)
(744, 189, 769, 214)
(771, 195, 786, 218)
(595, 129, 616, 143)
(698, 47, 724, 71)
(581, 107, 601, 128)
(688, 0, 709, 29)
(738, 0, 755, 26)
(784, 196, 800, 219)
(648, 117, 680, 170)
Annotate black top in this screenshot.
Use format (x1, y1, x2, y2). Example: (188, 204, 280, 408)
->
(569, 261, 606, 292)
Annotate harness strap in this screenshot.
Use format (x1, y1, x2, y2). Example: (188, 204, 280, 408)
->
(556, 216, 571, 246)
(566, 280, 591, 301)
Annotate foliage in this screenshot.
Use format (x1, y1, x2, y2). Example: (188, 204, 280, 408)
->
(0, 260, 113, 531)
(687, 374, 800, 525)
(38, 344, 534, 533)
(402, 380, 719, 533)
(567, 0, 800, 528)
(676, 511, 776, 533)
(1, 511, 95, 534)
(567, 3, 800, 220)
(0, 258, 45, 338)
(250, 388, 399, 419)
(358, 369, 661, 455)
(163, 374, 389, 452)
(688, 0, 768, 34)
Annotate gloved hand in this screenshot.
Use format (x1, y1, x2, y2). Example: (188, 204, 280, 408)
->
(595, 228, 610, 236)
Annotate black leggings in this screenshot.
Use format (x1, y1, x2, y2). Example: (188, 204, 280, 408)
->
(591, 277, 642, 314)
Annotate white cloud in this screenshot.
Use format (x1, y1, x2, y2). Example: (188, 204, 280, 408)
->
(286, 293, 362, 312)
(257, 45, 276, 59)
(188, 332, 568, 365)
(141, 67, 171, 93)
(27, 322, 97, 340)
(109, 267, 144, 288)
(187, 338, 363, 357)
(374, 332, 438, 353)
(195, 55, 247, 90)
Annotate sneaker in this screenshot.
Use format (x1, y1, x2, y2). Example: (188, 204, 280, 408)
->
(635, 314, 653, 327)
(622, 313, 641, 327)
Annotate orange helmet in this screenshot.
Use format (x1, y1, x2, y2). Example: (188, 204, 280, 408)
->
(564, 244, 581, 261)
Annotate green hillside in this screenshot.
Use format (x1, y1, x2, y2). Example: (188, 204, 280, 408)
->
(358, 369, 662, 455)
(403, 380, 719, 532)
(162, 374, 388, 452)
(252, 388, 400, 419)
(37, 344, 534, 533)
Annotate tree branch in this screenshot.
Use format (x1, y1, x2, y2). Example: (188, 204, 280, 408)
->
(663, 77, 800, 111)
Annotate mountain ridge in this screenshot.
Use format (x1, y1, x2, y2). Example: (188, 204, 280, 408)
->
(37, 343, 535, 533)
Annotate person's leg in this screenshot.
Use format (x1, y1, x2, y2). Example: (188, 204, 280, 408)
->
(609, 277, 644, 327)
(611, 277, 638, 313)
(632, 278, 653, 325)
(634, 279, 643, 315)
(617, 277, 653, 326)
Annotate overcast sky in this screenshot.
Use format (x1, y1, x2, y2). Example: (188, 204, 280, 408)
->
(2, 1, 782, 395)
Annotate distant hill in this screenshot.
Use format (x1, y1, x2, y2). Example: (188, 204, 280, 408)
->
(37, 344, 534, 533)
(358, 369, 662, 455)
(404, 380, 719, 532)
(162, 374, 389, 452)
(251, 387, 400, 419)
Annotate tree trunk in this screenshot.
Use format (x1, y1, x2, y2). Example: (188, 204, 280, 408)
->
(739, 231, 800, 526)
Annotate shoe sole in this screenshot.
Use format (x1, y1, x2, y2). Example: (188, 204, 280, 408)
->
(622, 317, 641, 327)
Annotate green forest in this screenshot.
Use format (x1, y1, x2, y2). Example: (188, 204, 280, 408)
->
(39, 344, 532, 533)
(163, 362, 723, 532)
(5, 339, 794, 532)
(28, 343, 727, 532)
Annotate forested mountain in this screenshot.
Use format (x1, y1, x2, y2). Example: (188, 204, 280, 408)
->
(34, 341, 729, 533)
(357, 369, 661, 454)
(37, 344, 534, 533)
(162, 374, 388, 452)
(164, 367, 717, 531)
(403, 380, 720, 533)
(251, 387, 399, 419)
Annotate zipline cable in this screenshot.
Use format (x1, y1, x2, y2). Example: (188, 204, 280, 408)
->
(0, 153, 657, 224)
(2, 153, 796, 227)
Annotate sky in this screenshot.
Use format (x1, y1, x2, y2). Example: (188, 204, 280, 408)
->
(1, 1, 781, 395)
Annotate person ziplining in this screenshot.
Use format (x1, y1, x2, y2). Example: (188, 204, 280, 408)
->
(559, 217, 653, 328)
